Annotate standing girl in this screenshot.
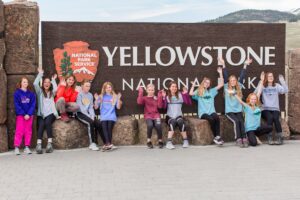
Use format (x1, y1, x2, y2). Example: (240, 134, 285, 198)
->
(162, 81, 192, 150)
(14, 77, 36, 155)
(76, 80, 104, 151)
(256, 71, 288, 145)
(229, 91, 273, 146)
(137, 84, 164, 149)
(55, 75, 79, 122)
(189, 67, 225, 145)
(220, 57, 252, 148)
(34, 67, 59, 154)
(94, 82, 122, 151)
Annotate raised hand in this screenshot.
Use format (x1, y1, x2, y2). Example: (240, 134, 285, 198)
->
(37, 66, 44, 74)
(245, 58, 253, 65)
(217, 67, 223, 74)
(279, 74, 285, 82)
(94, 93, 99, 100)
(117, 92, 122, 99)
(260, 71, 265, 82)
(59, 78, 66, 86)
(75, 86, 82, 93)
(218, 57, 225, 66)
(182, 87, 188, 94)
(52, 74, 58, 80)
(138, 87, 144, 93)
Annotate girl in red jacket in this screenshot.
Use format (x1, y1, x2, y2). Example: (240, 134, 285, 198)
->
(55, 75, 79, 122)
(137, 84, 164, 149)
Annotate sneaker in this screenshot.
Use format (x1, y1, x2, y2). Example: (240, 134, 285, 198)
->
(242, 138, 249, 148)
(60, 113, 70, 122)
(147, 141, 153, 149)
(111, 144, 118, 150)
(15, 147, 20, 156)
(236, 138, 243, 148)
(158, 141, 164, 149)
(267, 134, 274, 145)
(213, 136, 224, 145)
(166, 141, 175, 150)
(182, 139, 189, 148)
(36, 143, 43, 154)
(24, 146, 32, 155)
(275, 134, 283, 145)
(89, 143, 100, 151)
(45, 143, 54, 153)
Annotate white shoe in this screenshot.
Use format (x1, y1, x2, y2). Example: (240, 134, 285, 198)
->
(24, 147, 32, 155)
(166, 141, 175, 150)
(89, 143, 100, 151)
(182, 140, 189, 148)
(15, 147, 20, 155)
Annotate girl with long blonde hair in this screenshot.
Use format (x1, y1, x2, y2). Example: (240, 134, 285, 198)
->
(229, 92, 273, 146)
(94, 82, 122, 151)
(189, 67, 224, 145)
(220, 57, 252, 148)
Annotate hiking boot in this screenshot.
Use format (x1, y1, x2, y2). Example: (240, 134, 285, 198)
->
(147, 141, 154, 149)
(242, 138, 249, 148)
(36, 143, 43, 154)
(158, 141, 164, 149)
(236, 138, 243, 148)
(46, 143, 54, 153)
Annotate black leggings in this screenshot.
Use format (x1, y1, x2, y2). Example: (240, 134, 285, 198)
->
(37, 114, 56, 140)
(201, 113, 220, 137)
(146, 119, 162, 140)
(262, 110, 282, 133)
(226, 112, 245, 139)
(167, 116, 186, 132)
(76, 112, 105, 144)
(246, 125, 273, 146)
(101, 120, 115, 145)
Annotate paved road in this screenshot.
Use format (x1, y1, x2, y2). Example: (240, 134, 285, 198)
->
(1, 141, 300, 200)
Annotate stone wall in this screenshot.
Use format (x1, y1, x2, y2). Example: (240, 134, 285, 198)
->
(4, 0, 39, 149)
(288, 49, 300, 134)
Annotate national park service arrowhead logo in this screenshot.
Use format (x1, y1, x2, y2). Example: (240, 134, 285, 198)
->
(53, 41, 99, 83)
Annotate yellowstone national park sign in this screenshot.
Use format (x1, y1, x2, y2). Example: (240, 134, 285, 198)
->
(42, 22, 286, 115)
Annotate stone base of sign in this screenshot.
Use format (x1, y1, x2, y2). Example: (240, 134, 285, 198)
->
(0, 124, 8, 153)
(0, 66, 7, 124)
(112, 116, 139, 146)
(52, 119, 89, 150)
(288, 49, 300, 134)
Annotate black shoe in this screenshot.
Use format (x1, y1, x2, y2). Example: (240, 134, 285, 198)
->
(158, 141, 164, 149)
(147, 141, 153, 149)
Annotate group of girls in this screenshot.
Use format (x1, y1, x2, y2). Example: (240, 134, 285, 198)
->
(12, 57, 288, 155)
(13, 66, 122, 155)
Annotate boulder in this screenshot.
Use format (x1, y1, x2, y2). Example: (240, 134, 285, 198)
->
(219, 115, 235, 142)
(7, 75, 36, 148)
(288, 49, 300, 133)
(0, 0, 4, 33)
(52, 118, 89, 149)
(4, 0, 39, 74)
(112, 116, 138, 145)
(185, 117, 213, 145)
(0, 124, 8, 153)
(0, 66, 7, 124)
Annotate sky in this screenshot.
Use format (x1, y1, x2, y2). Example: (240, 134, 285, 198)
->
(2, 0, 300, 22)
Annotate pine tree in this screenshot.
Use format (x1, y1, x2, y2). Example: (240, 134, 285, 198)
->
(60, 51, 73, 77)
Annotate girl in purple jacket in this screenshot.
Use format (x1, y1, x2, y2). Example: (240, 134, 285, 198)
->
(14, 77, 36, 155)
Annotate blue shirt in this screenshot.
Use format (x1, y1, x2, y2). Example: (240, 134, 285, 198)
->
(224, 83, 243, 113)
(192, 87, 218, 118)
(14, 89, 36, 116)
(244, 105, 261, 132)
(98, 94, 118, 122)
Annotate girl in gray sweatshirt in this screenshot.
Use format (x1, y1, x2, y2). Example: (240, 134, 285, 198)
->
(256, 71, 288, 145)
